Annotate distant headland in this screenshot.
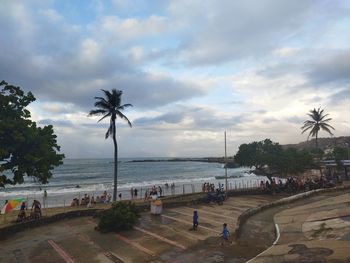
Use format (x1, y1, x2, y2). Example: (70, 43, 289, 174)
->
(127, 157, 238, 168)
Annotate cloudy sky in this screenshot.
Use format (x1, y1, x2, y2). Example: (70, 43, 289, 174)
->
(1, 0, 350, 158)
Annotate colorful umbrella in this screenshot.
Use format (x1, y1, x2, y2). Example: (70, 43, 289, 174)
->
(1, 198, 25, 214)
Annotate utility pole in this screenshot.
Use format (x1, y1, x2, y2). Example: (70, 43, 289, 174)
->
(225, 131, 228, 193)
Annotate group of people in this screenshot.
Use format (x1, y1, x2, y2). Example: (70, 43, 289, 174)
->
(16, 199, 42, 222)
(192, 210, 231, 245)
(202, 182, 215, 192)
(202, 182, 224, 192)
(130, 188, 139, 199)
(70, 191, 111, 207)
(165, 182, 176, 195)
(144, 185, 163, 200)
(260, 175, 338, 194)
(164, 182, 176, 189)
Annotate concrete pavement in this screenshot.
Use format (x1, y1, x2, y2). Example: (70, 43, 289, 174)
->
(0, 195, 278, 263)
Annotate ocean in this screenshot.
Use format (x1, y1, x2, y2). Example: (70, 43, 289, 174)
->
(0, 158, 267, 208)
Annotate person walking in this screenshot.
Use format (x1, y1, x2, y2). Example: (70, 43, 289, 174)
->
(220, 223, 231, 245)
(192, 210, 199, 230)
(130, 188, 134, 199)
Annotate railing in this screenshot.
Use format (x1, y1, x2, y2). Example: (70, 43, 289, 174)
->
(1, 178, 273, 211)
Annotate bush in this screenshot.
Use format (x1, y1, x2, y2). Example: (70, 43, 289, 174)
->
(98, 202, 140, 233)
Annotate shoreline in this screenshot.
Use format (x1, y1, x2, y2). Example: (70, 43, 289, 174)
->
(0, 174, 268, 208)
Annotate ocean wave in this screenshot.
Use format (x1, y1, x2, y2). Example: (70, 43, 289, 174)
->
(0, 176, 219, 198)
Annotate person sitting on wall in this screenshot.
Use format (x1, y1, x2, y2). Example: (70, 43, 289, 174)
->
(17, 202, 27, 222)
(31, 200, 42, 219)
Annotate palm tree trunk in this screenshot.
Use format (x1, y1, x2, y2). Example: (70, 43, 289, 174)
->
(112, 121, 118, 202)
(316, 132, 318, 148)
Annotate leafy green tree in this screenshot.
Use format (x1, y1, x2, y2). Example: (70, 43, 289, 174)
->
(234, 139, 314, 183)
(332, 147, 348, 162)
(0, 81, 64, 187)
(301, 108, 335, 148)
(89, 89, 132, 201)
(234, 139, 282, 170)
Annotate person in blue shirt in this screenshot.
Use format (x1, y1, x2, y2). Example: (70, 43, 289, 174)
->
(220, 223, 230, 245)
(192, 210, 199, 230)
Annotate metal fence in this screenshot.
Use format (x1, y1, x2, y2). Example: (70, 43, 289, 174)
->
(1, 178, 273, 210)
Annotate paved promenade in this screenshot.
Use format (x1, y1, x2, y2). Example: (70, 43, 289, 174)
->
(0, 195, 278, 263)
(2, 189, 350, 263)
(250, 191, 350, 263)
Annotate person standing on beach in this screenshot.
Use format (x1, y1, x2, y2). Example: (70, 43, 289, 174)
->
(192, 210, 199, 230)
(43, 190, 48, 208)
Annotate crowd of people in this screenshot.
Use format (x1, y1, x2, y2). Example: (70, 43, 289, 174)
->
(260, 175, 339, 194)
(202, 182, 225, 192)
(70, 191, 111, 207)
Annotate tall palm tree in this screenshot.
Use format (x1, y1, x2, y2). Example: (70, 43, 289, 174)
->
(301, 107, 335, 148)
(89, 89, 132, 201)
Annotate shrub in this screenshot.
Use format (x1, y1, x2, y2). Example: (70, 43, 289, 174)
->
(97, 202, 140, 233)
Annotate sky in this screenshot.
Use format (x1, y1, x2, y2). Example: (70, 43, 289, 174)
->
(1, 0, 350, 158)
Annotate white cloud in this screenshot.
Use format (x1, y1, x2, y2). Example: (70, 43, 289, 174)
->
(91, 15, 168, 44)
(273, 47, 300, 57)
(1, 0, 350, 158)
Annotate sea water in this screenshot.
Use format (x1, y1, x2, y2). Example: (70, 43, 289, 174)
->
(0, 158, 267, 207)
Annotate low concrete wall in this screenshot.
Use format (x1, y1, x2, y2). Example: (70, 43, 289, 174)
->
(0, 188, 275, 240)
(234, 185, 350, 238)
(0, 209, 100, 240)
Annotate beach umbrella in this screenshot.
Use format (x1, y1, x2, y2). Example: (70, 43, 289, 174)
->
(1, 198, 25, 214)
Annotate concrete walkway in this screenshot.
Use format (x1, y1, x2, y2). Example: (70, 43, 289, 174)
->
(249, 191, 350, 263)
(0, 195, 279, 263)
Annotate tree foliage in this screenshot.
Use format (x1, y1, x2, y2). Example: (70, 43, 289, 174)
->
(98, 202, 140, 233)
(301, 108, 335, 148)
(234, 139, 315, 180)
(0, 80, 64, 187)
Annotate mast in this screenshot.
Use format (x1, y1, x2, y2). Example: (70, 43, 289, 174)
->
(225, 131, 228, 193)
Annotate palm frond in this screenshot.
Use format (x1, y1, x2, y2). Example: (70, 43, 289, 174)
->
(319, 125, 334, 135)
(88, 109, 108, 116)
(301, 126, 312, 134)
(94, 96, 109, 105)
(105, 123, 113, 139)
(320, 118, 332, 123)
(116, 110, 132, 127)
(101, 89, 112, 102)
(118, 103, 133, 111)
(98, 113, 111, 122)
(319, 113, 329, 121)
(112, 89, 122, 107)
(94, 100, 111, 110)
(320, 122, 335, 131)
